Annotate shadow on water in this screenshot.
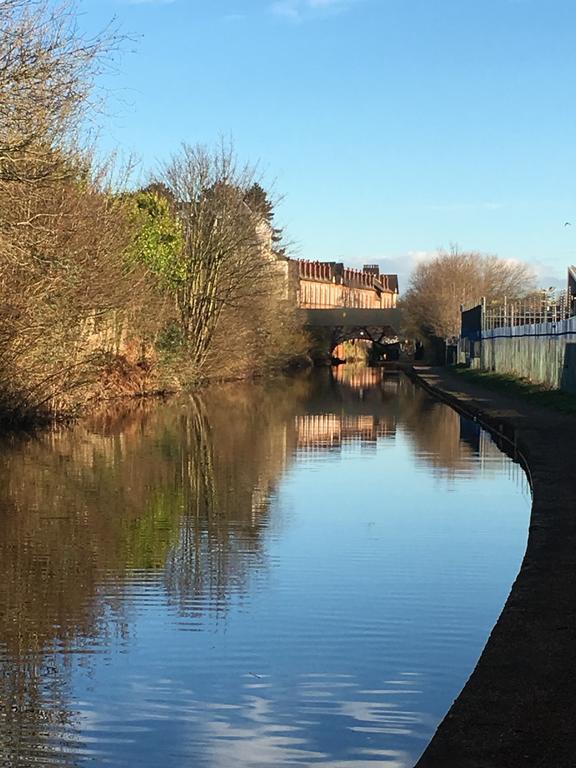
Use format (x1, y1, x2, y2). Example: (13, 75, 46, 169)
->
(0, 368, 529, 767)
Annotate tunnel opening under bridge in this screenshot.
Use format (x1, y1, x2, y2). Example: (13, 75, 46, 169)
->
(300, 308, 403, 365)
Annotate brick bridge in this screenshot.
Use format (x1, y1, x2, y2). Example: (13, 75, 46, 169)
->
(283, 259, 402, 358)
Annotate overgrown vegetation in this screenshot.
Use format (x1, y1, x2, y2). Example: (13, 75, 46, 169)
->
(452, 367, 576, 414)
(0, 0, 307, 425)
(142, 142, 306, 381)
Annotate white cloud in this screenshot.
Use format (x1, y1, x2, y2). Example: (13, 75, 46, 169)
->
(270, 1, 301, 20)
(126, 0, 176, 5)
(309, 0, 347, 6)
(378, 251, 436, 294)
(426, 201, 506, 213)
(529, 258, 567, 290)
(270, 0, 357, 21)
(340, 250, 437, 296)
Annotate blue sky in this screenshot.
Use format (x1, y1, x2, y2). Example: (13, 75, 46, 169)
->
(79, 0, 576, 290)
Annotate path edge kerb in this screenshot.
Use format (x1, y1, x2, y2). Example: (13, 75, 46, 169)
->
(405, 365, 576, 768)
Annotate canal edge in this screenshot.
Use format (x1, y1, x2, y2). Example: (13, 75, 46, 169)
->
(405, 365, 576, 768)
(404, 365, 533, 490)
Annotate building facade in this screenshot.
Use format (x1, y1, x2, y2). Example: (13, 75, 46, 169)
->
(292, 260, 399, 310)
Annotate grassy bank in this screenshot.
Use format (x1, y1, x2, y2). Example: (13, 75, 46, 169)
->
(451, 366, 576, 414)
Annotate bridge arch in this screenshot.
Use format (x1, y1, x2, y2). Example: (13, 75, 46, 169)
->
(301, 308, 403, 362)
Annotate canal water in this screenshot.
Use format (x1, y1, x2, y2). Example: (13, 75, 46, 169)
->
(0, 369, 530, 767)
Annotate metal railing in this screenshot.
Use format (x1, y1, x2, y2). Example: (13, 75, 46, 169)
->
(481, 290, 576, 331)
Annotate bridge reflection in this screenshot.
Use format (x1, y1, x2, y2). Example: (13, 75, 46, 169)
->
(296, 366, 398, 451)
(332, 363, 393, 389)
(294, 368, 529, 496)
(296, 413, 396, 452)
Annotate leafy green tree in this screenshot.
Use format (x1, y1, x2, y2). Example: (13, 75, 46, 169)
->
(127, 190, 184, 288)
(127, 150, 305, 381)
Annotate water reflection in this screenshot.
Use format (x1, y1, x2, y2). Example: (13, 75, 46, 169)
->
(299, 371, 528, 489)
(0, 381, 308, 765)
(0, 369, 530, 767)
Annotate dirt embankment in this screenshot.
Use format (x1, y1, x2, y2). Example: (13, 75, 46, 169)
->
(410, 367, 576, 768)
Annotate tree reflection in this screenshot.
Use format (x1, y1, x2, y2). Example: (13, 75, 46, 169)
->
(0, 378, 309, 765)
(162, 384, 304, 616)
(393, 376, 508, 478)
(0, 369, 515, 765)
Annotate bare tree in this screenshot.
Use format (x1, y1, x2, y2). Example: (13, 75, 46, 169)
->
(0, 0, 117, 182)
(157, 142, 283, 375)
(0, 1, 155, 421)
(0, 2, 304, 418)
(0, 160, 160, 419)
(402, 247, 535, 340)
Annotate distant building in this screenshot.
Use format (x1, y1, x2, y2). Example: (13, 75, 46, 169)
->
(289, 260, 399, 309)
(253, 210, 399, 309)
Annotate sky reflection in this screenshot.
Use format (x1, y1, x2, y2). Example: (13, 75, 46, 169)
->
(0, 371, 529, 767)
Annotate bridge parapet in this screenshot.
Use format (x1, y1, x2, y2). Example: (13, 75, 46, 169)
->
(301, 307, 402, 331)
